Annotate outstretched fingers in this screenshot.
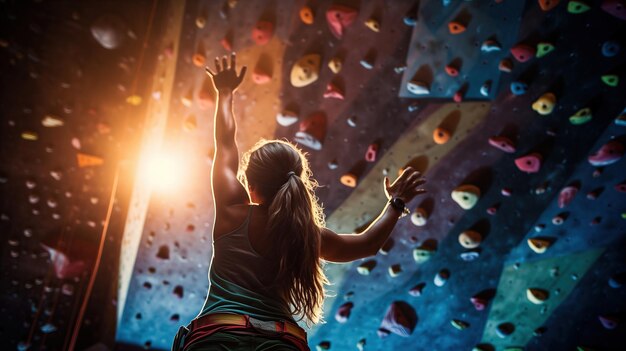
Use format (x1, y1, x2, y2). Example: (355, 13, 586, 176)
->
(230, 52, 236, 70)
(222, 55, 229, 71)
(214, 57, 222, 72)
(205, 66, 216, 77)
(237, 66, 247, 83)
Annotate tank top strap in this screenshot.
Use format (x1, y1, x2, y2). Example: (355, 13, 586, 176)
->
(214, 205, 254, 242)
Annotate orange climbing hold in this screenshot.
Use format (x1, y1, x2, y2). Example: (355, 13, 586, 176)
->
(448, 21, 466, 34)
(340, 172, 358, 187)
(77, 153, 104, 167)
(433, 127, 451, 144)
(300, 5, 314, 25)
(538, 0, 560, 11)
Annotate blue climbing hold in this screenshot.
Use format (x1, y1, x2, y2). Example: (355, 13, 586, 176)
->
(602, 41, 620, 57)
(510, 81, 528, 95)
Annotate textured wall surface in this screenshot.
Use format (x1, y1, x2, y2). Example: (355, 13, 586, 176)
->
(1, 0, 625, 350)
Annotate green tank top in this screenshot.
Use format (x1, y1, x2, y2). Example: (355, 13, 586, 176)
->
(198, 205, 295, 323)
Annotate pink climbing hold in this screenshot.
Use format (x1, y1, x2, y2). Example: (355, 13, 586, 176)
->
(601, 0, 626, 20)
(326, 5, 358, 39)
(588, 140, 624, 166)
(335, 302, 354, 323)
(510, 44, 536, 62)
(515, 153, 542, 173)
(380, 301, 417, 337)
(252, 21, 274, 45)
(323, 82, 345, 99)
(294, 112, 327, 150)
(365, 143, 379, 162)
(488, 136, 516, 153)
(40, 244, 86, 279)
(558, 185, 578, 208)
(453, 90, 463, 103)
(470, 296, 488, 311)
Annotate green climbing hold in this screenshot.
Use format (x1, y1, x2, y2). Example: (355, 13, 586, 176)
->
(601, 74, 619, 87)
(568, 1, 591, 13)
(451, 319, 470, 330)
(536, 42, 555, 57)
(569, 108, 592, 125)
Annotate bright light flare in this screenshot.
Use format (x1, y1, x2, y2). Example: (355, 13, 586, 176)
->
(142, 150, 189, 193)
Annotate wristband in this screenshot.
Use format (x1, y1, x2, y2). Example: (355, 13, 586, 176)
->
(389, 197, 410, 218)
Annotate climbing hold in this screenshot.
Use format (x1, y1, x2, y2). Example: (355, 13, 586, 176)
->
(536, 42, 555, 57)
(602, 41, 620, 57)
(294, 112, 326, 150)
(276, 110, 298, 127)
(326, 5, 358, 39)
(42, 115, 64, 127)
(451, 319, 470, 330)
(445, 64, 459, 77)
(609, 272, 626, 288)
(220, 32, 233, 51)
(40, 244, 85, 279)
(380, 238, 395, 255)
(411, 208, 429, 226)
(496, 323, 515, 338)
(433, 127, 451, 144)
(460, 249, 481, 261)
(480, 81, 491, 97)
(588, 140, 624, 166)
(409, 282, 425, 297)
(558, 185, 578, 208)
(448, 21, 466, 34)
(403, 4, 418, 26)
(252, 21, 273, 45)
(601, 0, 626, 20)
(21, 131, 38, 141)
(300, 6, 314, 25)
(532, 93, 557, 115)
(290, 54, 321, 87)
(316, 341, 331, 351)
(568, 1, 591, 13)
(481, 39, 502, 52)
(90, 14, 126, 49)
(335, 302, 353, 323)
(458, 230, 482, 249)
(510, 81, 528, 95)
(552, 213, 566, 225)
(126, 94, 142, 106)
(488, 136, 516, 153)
(601, 74, 619, 87)
(389, 264, 403, 277)
(328, 56, 342, 74)
(365, 143, 379, 162)
(510, 44, 536, 62)
(365, 18, 380, 32)
(192, 41, 206, 67)
(183, 115, 197, 132)
(434, 269, 450, 287)
(569, 107, 593, 125)
(252, 62, 272, 84)
(77, 153, 104, 167)
(598, 315, 619, 329)
(515, 153, 542, 173)
(528, 237, 552, 253)
(527, 288, 549, 304)
(451, 184, 481, 210)
(380, 301, 417, 337)
(499, 58, 514, 72)
(323, 82, 344, 99)
(453, 90, 464, 103)
(356, 339, 366, 351)
(615, 182, 626, 192)
(407, 81, 430, 95)
(360, 50, 376, 69)
(470, 296, 488, 311)
(347, 115, 357, 127)
(538, 0, 560, 11)
(340, 172, 358, 187)
(413, 243, 436, 264)
(357, 260, 377, 275)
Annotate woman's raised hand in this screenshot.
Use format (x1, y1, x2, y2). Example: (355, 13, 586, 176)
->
(384, 167, 427, 203)
(205, 52, 247, 94)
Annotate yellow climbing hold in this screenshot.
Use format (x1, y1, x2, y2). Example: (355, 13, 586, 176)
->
(126, 94, 142, 106)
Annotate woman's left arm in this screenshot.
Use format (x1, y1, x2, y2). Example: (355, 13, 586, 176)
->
(206, 53, 249, 207)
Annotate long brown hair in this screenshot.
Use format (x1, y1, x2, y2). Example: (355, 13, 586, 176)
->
(239, 139, 328, 326)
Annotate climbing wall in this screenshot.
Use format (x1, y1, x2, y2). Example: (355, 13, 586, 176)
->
(1, 0, 626, 351)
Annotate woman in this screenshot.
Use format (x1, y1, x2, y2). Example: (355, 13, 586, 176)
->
(172, 53, 426, 351)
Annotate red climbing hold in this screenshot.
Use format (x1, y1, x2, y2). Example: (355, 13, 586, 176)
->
(515, 153, 542, 173)
(365, 143, 379, 162)
(453, 90, 464, 103)
(601, 0, 626, 20)
(380, 301, 417, 337)
(294, 112, 327, 150)
(558, 185, 578, 208)
(588, 140, 624, 166)
(323, 82, 345, 99)
(448, 21, 466, 34)
(488, 136, 516, 153)
(615, 182, 626, 192)
(538, 0, 560, 11)
(510, 44, 536, 62)
(335, 302, 354, 323)
(40, 244, 86, 279)
(252, 21, 274, 45)
(470, 296, 488, 311)
(326, 5, 358, 39)
(445, 64, 459, 77)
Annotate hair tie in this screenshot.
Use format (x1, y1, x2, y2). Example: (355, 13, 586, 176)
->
(287, 171, 296, 178)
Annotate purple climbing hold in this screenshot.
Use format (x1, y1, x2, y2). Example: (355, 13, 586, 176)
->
(488, 136, 516, 153)
(598, 315, 619, 329)
(588, 140, 624, 166)
(380, 301, 417, 337)
(601, 0, 626, 20)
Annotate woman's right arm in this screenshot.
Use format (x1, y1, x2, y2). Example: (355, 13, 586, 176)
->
(320, 167, 426, 263)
